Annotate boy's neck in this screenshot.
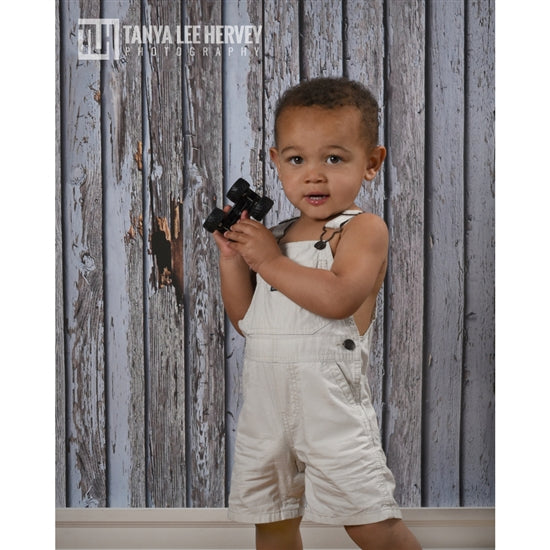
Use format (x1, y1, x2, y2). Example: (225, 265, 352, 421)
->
(299, 204, 360, 224)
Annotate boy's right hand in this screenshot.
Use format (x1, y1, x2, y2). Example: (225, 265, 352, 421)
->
(212, 207, 249, 260)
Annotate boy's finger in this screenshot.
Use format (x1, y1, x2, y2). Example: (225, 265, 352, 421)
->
(234, 217, 258, 229)
(213, 229, 235, 248)
(212, 230, 225, 246)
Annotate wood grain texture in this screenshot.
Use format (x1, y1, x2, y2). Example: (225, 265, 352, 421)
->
(61, 0, 106, 507)
(222, 0, 264, 495)
(423, 0, 465, 507)
(55, 0, 65, 507)
(343, 0, 386, 428)
(102, 0, 146, 508)
(182, 0, 226, 507)
(461, 0, 495, 506)
(142, 0, 186, 507)
(300, 0, 343, 78)
(383, 0, 425, 507)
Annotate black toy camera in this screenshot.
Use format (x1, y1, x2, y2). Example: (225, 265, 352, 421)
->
(203, 178, 274, 233)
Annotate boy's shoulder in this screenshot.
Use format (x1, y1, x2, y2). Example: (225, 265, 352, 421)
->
(344, 210, 387, 230)
(341, 211, 388, 245)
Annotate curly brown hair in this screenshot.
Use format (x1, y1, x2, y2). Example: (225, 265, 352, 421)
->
(274, 77, 381, 148)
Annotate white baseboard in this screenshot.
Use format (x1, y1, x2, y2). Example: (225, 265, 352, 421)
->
(56, 507, 494, 550)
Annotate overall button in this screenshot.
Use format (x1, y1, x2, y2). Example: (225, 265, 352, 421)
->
(343, 339, 356, 351)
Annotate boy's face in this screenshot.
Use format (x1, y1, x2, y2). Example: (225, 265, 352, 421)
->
(270, 105, 385, 222)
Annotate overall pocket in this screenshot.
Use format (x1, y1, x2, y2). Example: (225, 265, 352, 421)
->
(322, 360, 362, 405)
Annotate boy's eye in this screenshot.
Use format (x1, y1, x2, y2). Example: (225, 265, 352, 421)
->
(288, 156, 303, 165)
(326, 155, 342, 165)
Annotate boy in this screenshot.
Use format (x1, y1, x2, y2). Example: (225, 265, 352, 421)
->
(212, 77, 421, 550)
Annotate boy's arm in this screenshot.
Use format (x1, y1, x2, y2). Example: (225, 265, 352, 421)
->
(225, 213, 388, 319)
(211, 212, 255, 335)
(217, 253, 254, 334)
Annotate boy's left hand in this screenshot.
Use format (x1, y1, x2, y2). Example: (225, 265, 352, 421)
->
(225, 218, 281, 273)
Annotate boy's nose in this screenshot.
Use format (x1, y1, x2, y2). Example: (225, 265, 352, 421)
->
(304, 164, 326, 183)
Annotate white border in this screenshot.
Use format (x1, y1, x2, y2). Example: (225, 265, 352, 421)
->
(56, 507, 494, 549)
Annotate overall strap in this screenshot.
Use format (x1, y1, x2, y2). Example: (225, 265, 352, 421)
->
(314, 210, 363, 250)
(271, 217, 299, 241)
(324, 209, 363, 229)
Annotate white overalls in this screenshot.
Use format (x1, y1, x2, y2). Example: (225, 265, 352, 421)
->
(228, 210, 402, 525)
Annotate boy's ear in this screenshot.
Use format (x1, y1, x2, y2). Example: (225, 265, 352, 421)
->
(269, 147, 280, 169)
(364, 145, 386, 181)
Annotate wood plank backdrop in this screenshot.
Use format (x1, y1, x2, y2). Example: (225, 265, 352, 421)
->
(56, 0, 494, 509)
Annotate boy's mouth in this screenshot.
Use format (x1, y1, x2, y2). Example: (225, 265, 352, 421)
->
(306, 194, 329, 205)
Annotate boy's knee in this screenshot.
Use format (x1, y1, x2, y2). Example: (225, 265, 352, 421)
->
(255, 518, 303, 550)
(345, 518, 422, 550)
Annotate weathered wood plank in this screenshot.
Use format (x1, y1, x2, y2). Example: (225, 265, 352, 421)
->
(383, 0, 425, 508)
(423, 0, 465, 507)
(183, 0, 226, 507)
(461, 0, 495, 506)
(60, 0, 106, 507)
(55, 0, 66, 508)
(300, 0, 343, 78)
(263, 0, 301, 226)
(343, 0, 386, 429)
(142, 0, 186, 507)
(222, 0, 264, 498)
(102, 0, 146, 507)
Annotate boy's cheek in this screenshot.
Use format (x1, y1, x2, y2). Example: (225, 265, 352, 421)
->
(277, 165, 298, 180)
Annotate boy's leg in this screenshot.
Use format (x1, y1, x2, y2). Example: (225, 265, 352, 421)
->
(256, 517, 303, 550)
(345, 518, 422, 550)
